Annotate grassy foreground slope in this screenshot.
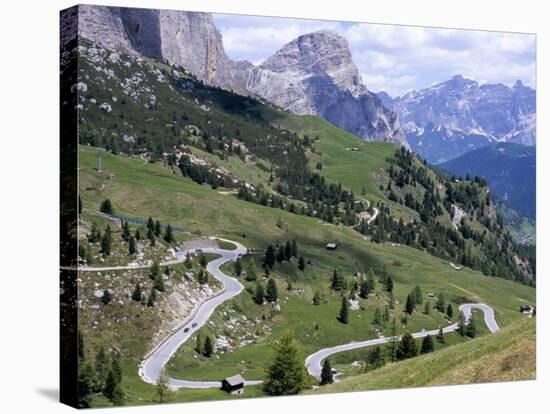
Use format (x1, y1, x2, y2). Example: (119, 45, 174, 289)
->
(311, 317, 535, 394)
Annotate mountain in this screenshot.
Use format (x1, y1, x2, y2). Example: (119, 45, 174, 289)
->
(244, 31, 408, 147)
(380, 76, 536, 163)
(440, 143, 536, 220)
(70, 5, 246, 93)
(66, 5, 407, 148)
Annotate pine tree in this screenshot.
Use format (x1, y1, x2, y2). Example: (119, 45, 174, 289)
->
(284, 241, 292, 261)
(359, 278, 370, 299)
(264, 245, 275, 269)
(149, 259, 160, 281)
(436, 326, 445, 343)
(111, 354, 122, 385)
(103, 369, 117, 400)
(111, 384, 125, 406)
(266, 278, 278, 303)
(298, 256, 305, 271)
(101, 289, 112, 305)
(147, 288, 156, 307)
(77, 362, 95, 408)
(147, 217, 155, 233)
(203, 336, 214, 357)
(100, 226, 112, 256)
(413, 285, 423, 304)
(199, 254, 208, 268)
(94, 347, 108, 391)
(185, 251, 192, 269)
(254, 282, 265, 305)
(163, 224, 174, 243)
(457, 311, 467, 336)
(446, 303, 454, 319)
(331, 269, 345, 292)
(234, 258, 242, 276)
(320, 359, 333, 385)
(466, 315, 477, 338)
(366, 268, 376, 292)
(263, 330, 307, 396)
(339, 296, 349, 324)
(366, 346, 385, 370)
(147, 227, 156, 246)
(435, 292, 446, 312)
(121, 221, 130, 241)
(291, 239, 298, 257)
(396, 331, 418, 360)
(373, 307, 382, 326)
(154, 220, 161, 237)
(195, 333, 203, 354)
(131, 283, 142, 302)
(424, 301, 431, 315)
(405, 294, 415, 314)
(388, 318, 398, 362)
(312, 291, 321, 305)
(384, 275, 394, 293)
(100, 199, 113, 214)
(156, 369, 170, 403)
(420, 334, 435, 354)
(245, 261, 258, 281)
(134, 228, 141, 241)
(154, 274, 165, 292)
(384, 305, 390, 322)
(128, 236, 136, 255)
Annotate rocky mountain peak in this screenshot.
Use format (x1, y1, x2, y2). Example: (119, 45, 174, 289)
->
(261, 30, 365, 97)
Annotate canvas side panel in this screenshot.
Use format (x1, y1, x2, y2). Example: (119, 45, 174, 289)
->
(60, 5, 80, 409)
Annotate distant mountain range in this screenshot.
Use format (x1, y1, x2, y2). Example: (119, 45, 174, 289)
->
(439, 143, 536, 219)
(379, 76, 536, 164)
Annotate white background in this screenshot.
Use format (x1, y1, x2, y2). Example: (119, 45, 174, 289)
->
(0, 0, 546, 412)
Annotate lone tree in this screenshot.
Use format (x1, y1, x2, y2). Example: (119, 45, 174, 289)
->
(263, 245, 276, 269)
(366, 346, 385, 370)
(100, 225, 112, 256)
(457, 311, 467, 336)
(312, 291, 321, 305)
(338, 296, 349, 324)
(366, 268, 376, 292)
(384, 275, 394, 293)
(331, 269, 345, 292)
(396, 331, 418, 360)
(266, 278, 278, 303)
(436, 326, 445, 343)
(163, 224, 175, 243)
(253, 282, 265, 305)
(101, 289, 112, 305)
(154, 220, 161, 237)
(446, 303, 454, 319)
(359, 278, 370, 299)
(100, 198, 113, 214)
(199, 254, 208, 268)
(147, 227, 156, 246)
(131, 283, 142, 302)
(147, 288, 156, 307)
(263, 330, 307, 396)
(424, 301, 431, 315)
(405, 294, 415, 314)
(234, 258, 242, 276)
(203, 336, 214, 357)
(466, 315, 477, 338)
(435, 292, 446, 313)
(128, 236, 136, 255)
(298, 256, 306, 271)
(413, 285, 423, 305)
(155, 369, 170, 403)
(320, 359, 333, 385)
(420, 334, 435, 354)
(121, 221, 130, 241)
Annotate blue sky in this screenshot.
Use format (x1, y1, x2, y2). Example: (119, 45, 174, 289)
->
(213, 13, 536, 97)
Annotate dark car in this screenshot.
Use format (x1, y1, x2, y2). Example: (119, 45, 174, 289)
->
(192, 322, 198, 328)
(184, 327, 190, 333)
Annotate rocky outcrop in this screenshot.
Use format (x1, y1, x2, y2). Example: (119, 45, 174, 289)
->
(244, 31, 408, 147)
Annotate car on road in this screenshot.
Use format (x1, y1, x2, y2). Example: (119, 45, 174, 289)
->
(184, 327, 190, 333)
(192, 322, 198, 328)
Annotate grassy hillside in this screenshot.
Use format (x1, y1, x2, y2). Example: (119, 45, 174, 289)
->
(79, 145, 535, 405)
(309, 317, 535, 393)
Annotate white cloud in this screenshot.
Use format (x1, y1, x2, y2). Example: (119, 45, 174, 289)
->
(213, 14, 536, 96)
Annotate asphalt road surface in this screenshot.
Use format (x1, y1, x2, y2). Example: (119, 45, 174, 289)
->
(305, 303, 500, 380)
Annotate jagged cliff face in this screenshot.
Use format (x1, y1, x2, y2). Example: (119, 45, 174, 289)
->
(70, 5, 407, 147)
(75, 5, 245, 93)
(244, 31, 408, 147)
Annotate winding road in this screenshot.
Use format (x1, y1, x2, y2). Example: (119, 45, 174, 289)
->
(80, 237, 500, 389)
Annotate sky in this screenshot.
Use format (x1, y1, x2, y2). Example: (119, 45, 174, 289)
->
(213, 13, 536, 97)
